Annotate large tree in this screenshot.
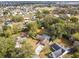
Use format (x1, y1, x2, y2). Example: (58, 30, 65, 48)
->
(11, 14, 24, 22)
(0, 37, 35, 58)
(27, 21, 39, 38)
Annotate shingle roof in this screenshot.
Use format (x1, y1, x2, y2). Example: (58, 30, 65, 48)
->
(36, 34, 50, 40)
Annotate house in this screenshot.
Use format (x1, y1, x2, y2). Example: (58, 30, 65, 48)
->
(36, 34, 51, 41)
(48, 43, 74, 58)
(59, 14, 70, 20)
(15, 35, 27, 48)
(36, 34, 51, 45)
(53, 14, 59, 17)
(48, 34, 75, 58)
(24, 17, 30, 20)
(24, 17, 30, 23)
(52, 48, 65, 58)
(15, 41, 22, 48)
(17, 35, 26, 42)
(66, 14, 71, 17)
(48, 40, 75, 58)
(20, 32, 27, 37)
(35, 44, 44, 55)
(35, 34, 51, 55)
(31, 16, 36, 20)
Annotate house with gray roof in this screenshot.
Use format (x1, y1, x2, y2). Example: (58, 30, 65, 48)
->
(52, 48, 65, 58)
(36, 34, 51, 45)
(48, 43, 75, 58)
(36, 34, 51, 41)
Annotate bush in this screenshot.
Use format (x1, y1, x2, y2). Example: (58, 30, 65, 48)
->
(3, 29, 12, 37)
(2, 26, 13, 37)
(73, 33, 79, 41)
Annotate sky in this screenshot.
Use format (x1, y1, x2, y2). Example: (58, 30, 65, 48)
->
(0, 0, 79, 1)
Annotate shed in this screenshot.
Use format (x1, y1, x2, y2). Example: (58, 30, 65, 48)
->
(35, 44, 44, 55)
(36, 34, 51, 46)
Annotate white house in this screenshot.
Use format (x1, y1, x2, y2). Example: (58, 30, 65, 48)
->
(35, 44, 44, 55)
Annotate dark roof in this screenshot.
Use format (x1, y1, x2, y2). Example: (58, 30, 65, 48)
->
(53, 48, 65, 58)
(51, 44, 61, 50)
(49, 43, 75, 58)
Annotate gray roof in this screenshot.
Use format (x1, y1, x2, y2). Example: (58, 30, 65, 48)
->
(53, 49, 65, 58)
(36, 34, 50, 40)
(50, 43, 72, 58)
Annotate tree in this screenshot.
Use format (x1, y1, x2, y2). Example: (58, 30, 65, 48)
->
(2, 26, 13, 37)
(0, 37, 15, 57)
(64, 22, 77, 35)
(69, 9, 78, 15)
(10, 41, 35, 58)
(11, 14, 24, 22)
(70, 16, 79, 23)
(27, 21, 39, 38)
(42, 9, 50, 14)
(21, 42, 35, 58)
(12, 24, 22, 34)
(49, 23, 66, 39)
(35, 11, 43, 19)
(0, 37, 35, 58)
(35, 9, 50, 19)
